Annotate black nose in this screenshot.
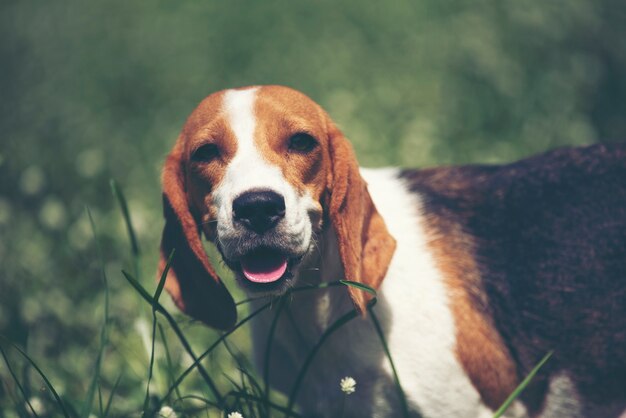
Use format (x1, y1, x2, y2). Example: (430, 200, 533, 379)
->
(232, 190, 286, 233)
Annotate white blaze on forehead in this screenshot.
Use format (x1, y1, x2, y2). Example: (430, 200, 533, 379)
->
(214, 87, 318, 259)
(220, 87, 285, 197)
(223, 88, 258, 155)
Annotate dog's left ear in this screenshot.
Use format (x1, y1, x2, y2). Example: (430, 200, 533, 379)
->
(158, 137, 237, 330)
(326, 119, 397, 313)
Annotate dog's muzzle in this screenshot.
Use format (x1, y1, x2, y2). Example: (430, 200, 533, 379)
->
(218, 189, 295, 288)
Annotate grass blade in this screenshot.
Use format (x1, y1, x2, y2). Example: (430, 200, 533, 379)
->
(141, 253, 174, 417)
(223, 338, 265, 418)
(83, 207, 109, 418)
(110, 180, 140, 257)
(142, 310, 159, 416)
(98, 383, 104, 417)
(111, 179, 142, 284)
(172, 394, 221, 410)
(0, 345, 39, 417)
(234, 281, 347, 306)
(223, 339, 261, 395)
(238, 366, 265, 404)
(223, 372, 248, 417)
(235, 295, 271, 306)
(111, 179, 141, 278)
(156, 310, 222, 406)
(492, 351, 553, 418)
(160, 301, 272, 404)
(0, 337, 71, 418)
(122, 271, 155, 305)
(102, 373, 122, 418)
(153, 250, 173, 308)
(340, 280, 377, 296)
(290, 281, 344, 293)
(285, 299, 376, 416)
(368, 306, 414, 418)
(263, 296, 287, 412)
(158, 323, 182, 403)
(122, 269, 224, 406)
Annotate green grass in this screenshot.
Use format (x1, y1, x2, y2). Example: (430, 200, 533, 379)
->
(0, 183, 552, 417)
(2, 1, 618, 413)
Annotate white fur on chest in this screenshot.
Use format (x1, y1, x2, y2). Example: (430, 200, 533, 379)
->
(361, 168, 492, 418)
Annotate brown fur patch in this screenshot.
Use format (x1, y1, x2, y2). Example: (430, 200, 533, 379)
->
(252, 86, 329, 204)
(422, 208, 519, 409)
(326, 118, 397, 312)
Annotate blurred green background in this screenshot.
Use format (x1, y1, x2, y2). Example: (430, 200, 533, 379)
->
(1, 0, 625, 416)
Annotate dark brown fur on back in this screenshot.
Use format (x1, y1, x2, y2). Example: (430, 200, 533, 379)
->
(400, 143, 626, 413)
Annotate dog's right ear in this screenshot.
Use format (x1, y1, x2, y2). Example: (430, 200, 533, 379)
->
(158, 136, 236, 330)
(325, 119, 396, 314)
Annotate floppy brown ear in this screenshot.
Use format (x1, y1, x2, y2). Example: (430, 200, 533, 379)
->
(326, 121, 397, 313)
(158, 138, 236, 330)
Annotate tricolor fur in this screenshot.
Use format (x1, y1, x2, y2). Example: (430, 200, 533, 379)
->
(158, 85, 626, 417)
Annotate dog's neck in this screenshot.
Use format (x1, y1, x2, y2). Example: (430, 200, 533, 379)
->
(250, 224, 354, 345)
(299, 225, 344, 285)
(282, 225, 352, 335)
(248, 225, 375, 407)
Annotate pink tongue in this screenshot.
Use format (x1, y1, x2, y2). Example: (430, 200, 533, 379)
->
(241, 251, 288, 283)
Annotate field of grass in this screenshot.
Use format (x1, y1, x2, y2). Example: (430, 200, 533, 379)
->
(1, 181, 552, 417)
(1, 1, 624, 416)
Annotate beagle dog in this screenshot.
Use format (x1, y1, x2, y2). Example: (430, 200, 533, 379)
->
(158, 85, 626, 418)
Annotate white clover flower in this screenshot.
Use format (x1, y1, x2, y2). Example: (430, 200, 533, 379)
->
(227, 412, 244, 418)
(340, 376, 356, 394)
(158, 405, 178, 418)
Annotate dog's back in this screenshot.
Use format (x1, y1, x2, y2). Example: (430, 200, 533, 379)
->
(401, 143, 626, 415)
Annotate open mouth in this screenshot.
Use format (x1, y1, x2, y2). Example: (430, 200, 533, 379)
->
(229, 247, 303, 292)
(240, 248, 289, 283)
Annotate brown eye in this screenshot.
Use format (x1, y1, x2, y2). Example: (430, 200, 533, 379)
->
(191, 143, 220, 163)
(288, 133, 317, 153)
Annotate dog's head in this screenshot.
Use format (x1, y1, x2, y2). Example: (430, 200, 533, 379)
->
(158, 86, 396, 329)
